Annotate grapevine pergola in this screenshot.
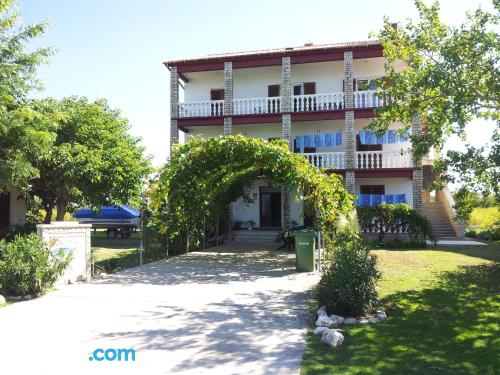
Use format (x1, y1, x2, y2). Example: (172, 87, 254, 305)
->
(150, 136, 354, 253)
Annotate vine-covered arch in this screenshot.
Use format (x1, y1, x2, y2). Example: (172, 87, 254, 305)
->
(151, 135, 353, 252)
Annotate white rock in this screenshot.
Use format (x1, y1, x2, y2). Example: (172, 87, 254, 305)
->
(344, 318, 357, 325)
(329, 314, 344, 324)
(317, 306, 328, 317)
(376, 310, 387, 321)
(358, 318, 369, 325)
(368, 317, 380, 324)
(316, 315, 335, 327)
(314, 326, 330, 335)
(0, 295, 5, 305)
(321, 329, 345, 347)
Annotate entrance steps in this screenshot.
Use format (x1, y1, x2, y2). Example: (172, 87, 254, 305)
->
(423, 203, 457, 238)
(234, 230, 280, 242)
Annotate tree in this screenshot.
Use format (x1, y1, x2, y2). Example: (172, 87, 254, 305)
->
(28, 97, 152, 222)
(0, 0, 54, 190)
(150, 136, 354, 255)
(371, 0, 499, 220)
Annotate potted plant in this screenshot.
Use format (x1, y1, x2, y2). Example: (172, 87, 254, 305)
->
(246, 220, 256, 230)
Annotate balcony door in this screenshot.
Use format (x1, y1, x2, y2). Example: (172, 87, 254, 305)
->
(360, 185, 385, 195)
(259, 187, 282, 228)
(293, 82, 316, 111)
(210, 89, 224, 116)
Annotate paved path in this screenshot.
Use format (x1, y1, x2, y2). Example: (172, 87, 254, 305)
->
(0, 242, 318, 375)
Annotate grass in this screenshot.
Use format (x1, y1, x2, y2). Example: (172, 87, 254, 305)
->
(301, 244, 500, 375)
(91, 231, 164, 273)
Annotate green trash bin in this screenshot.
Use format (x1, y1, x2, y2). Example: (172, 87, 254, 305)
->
(294, 230, 316, 272)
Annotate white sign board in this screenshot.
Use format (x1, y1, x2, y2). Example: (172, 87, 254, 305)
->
(37, 222, 92, 283)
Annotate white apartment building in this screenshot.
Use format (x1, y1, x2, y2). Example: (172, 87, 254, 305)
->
(164, 40, 463, 238)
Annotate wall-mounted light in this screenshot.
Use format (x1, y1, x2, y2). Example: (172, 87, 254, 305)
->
(252, 193, 258, 199)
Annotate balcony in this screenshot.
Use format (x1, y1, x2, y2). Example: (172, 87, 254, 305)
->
(302, 150, 412, 170)
(302, 152, 346, 169)
(233, 96, 281, 115)
(179, 100, 224, 118)
(356, 150, 412, 169)
(177, 90, 382, 118)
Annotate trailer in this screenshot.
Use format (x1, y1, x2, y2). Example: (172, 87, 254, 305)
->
(72, 205, 140, 239)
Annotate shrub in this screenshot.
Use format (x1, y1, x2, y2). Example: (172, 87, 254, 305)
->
(468, 207, 500, 231)
(0, 234, 71, 297)
(357, 203, 435, 243)
(0, 223, 36, 242)
(316, 233, 381, 316)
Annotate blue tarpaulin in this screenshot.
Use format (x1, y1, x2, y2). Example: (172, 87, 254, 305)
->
(295, 132, 342, 151)
(359, 129, 410, 145)
(357, 194, 407, 206)
(73, 205, 140, 220)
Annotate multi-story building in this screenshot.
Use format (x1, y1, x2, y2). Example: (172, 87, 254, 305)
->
(164, 40, 463, 238)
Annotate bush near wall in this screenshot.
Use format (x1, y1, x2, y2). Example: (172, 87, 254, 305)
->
(316, 233, 380, 316)
(357, 203, 435, 244)
(466, 207, 500, 241)
(0, 234, 71, 297)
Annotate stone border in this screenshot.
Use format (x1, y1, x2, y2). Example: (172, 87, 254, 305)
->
(314, 306, 387, 347)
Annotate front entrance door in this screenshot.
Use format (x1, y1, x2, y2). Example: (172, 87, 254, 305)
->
(259, 187, 282, 228)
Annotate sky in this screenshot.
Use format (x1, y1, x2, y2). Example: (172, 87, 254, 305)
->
(21, 0, 496, 167)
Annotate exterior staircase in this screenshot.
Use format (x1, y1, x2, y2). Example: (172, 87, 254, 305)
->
(423, 203, 457, 238)
(421, 164, 464, 238)
(234, 230, 280, 242)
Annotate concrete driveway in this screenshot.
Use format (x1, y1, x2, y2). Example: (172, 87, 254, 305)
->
(0, 242, 319, 375)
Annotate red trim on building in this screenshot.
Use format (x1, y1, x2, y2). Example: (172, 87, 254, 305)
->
(354, 108, 377, 118)
(232, 57, 283, 69)
(168, 44, 383, 73)
(353, 47, 384, 59)
(176, 62, 225, 73)
(355, 168, 414, 178)
(292, 110, 345, 122)
(232, 114, 282, 124)
(290, 51, 345, 64)
(176, 107, 379, 127)
(177, 117, 224, 126)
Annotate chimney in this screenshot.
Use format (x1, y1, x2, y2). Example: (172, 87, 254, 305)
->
(304, 42, 314, 47)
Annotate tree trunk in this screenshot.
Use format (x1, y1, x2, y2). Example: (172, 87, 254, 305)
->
(43, 207, 53, 224)
(42, 201, 54, 224)
(56, 200, 67, 221)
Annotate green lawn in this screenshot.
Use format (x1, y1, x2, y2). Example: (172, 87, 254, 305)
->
(91, 231, 164, 273)
(301, 244, 500, 375)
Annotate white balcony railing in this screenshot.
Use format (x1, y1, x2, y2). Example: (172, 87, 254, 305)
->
(301, 152, 346, 169)
(356, 150, 412, 169)
(178, 100, 224, 118)
(354, 90, 384, 109)
(233, 97, 281, 115)
(293, 93, 344, 112)
(177, 90, 385, 117)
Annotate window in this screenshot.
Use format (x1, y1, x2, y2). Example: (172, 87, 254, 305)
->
(293, 82, 316, 96)
(210, 89, 224, 101)
(268, 85, 280, 97)
(360, 185, 385, 195)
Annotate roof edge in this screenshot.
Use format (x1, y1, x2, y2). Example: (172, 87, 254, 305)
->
(164, 40, 382, 67)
